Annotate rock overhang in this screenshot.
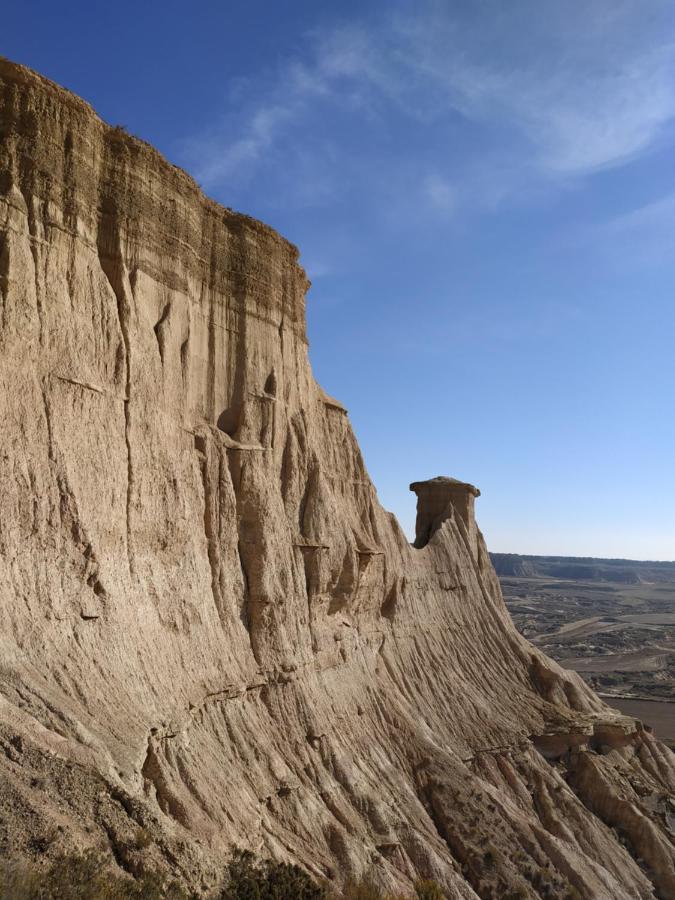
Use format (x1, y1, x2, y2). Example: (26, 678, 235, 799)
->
(409, 475, 481, 498)
(409, 476, 480, 549)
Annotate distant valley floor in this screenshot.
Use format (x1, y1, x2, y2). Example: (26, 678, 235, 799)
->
(492, 554, 675, 749)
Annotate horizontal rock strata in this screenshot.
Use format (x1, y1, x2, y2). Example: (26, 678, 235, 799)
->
(0, 58, 673, 898)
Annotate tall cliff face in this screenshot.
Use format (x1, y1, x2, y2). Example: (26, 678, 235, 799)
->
(0, 59, 673, 899)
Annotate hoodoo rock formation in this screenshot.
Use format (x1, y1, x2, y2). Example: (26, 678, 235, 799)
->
(0, 59, 673, 899)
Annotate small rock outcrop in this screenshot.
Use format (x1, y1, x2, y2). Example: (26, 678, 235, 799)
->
(410, 477, 480, 554)
(0, 58, 673, 898)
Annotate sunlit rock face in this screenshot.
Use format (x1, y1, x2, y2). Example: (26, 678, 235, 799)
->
(0, 58, 673, 899)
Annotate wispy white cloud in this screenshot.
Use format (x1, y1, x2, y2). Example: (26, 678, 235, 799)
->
(478, 43, 675, 174)
(181, 0, 675, 213)
(391, 1, 675, 175)
(606, 190, 675, 235)
(423, 174, 456, 214)
(185, 96, 301, 186)
(570, 189, 675, 266)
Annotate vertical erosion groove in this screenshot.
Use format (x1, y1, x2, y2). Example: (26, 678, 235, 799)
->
(41, 383, 106, 611)
(0, 230, 8, 332)
(153, 300, 171, 364)
(97, 219, 134, 574)
(180, 331, 190, 390)
(22, 190, 44, 345)
(194, 430, 228, 627)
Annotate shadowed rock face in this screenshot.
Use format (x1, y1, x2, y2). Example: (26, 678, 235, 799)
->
(0, 58, 673, 899)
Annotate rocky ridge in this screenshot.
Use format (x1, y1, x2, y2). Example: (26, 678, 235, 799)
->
(0, 59, 673, 898)
(490, 555, 675, 585)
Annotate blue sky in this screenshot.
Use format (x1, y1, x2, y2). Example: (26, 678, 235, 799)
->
(4, 1, 675, 559)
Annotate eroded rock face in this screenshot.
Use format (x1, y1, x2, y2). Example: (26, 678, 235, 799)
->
(410, 477, 480, 555)
(0, 59, 673, 898)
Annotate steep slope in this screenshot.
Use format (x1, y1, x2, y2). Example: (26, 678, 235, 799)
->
(0, 59, 673, 899)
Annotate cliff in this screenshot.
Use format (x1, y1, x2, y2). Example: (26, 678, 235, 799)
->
(0, 59, 673, 899)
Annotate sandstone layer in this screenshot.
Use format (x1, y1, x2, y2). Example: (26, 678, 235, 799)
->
(0, 59, 673, 899)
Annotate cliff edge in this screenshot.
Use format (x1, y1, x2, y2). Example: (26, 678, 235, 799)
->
(0, 59, 673, 898)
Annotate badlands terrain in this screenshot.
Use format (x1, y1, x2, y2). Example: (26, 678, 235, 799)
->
(493, 556, 675, 750)
(0, 57, 673, 898)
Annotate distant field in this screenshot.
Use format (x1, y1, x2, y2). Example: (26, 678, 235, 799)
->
(496, 554, 675, 719)
(565, 649, 670, 673)
(491, 553, 675, 583)
(622, 613, 675, 624)
(604, 698, 675, 747)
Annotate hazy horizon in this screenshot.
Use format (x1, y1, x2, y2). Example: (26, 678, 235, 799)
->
(5, 0, 675, 559)
(488, 548, 675, 564)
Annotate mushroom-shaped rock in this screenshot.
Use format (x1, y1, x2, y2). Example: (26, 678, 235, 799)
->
(409, 476, 480, 550)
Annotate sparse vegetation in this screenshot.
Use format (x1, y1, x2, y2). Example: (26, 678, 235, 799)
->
(339, 877, 383, 900)
(0, 849, 187, 899)
(0, 847, 448, 900)
(412, 880, 444, 900)
(504, 887, 528, 900)
(218, 852, 448, 900)
(338, 875, 444, 900)
(220, 848, 325, 900)
(482, 848, 495, 868)
(134, 828, 153, 851)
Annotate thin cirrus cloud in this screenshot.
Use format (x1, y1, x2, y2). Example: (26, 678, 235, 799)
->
(571, 189, 675, 266)
(494, 46, 675, 174)
(393, 2, 675, 175)
(423, 174, 456, 214)
(181, 2, 675, 214)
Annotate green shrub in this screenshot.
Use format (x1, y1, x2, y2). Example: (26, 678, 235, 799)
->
(482, 847, 495, 868)
(413, 879, 444, 900)
(134, 828, 153, 851)
(222, 848, 325, 900)
(504, 887, 529, 900)
(1, 845, 446, 900)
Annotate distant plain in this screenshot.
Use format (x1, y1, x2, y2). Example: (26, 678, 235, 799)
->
(493, 554, 675, 748)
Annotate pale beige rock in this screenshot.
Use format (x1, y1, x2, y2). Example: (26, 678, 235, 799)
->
(0, 58, 673, 898)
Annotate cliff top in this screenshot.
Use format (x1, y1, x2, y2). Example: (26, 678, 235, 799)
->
(409, 476, 481, 497)
(0, 55, 304, 267)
